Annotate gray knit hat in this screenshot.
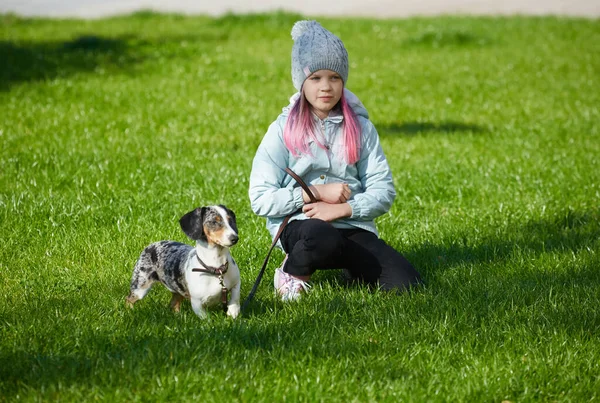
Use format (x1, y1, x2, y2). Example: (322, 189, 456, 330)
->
(291, 20, 349, 91)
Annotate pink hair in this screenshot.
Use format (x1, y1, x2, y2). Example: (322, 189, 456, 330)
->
(283, 91, 361, 164)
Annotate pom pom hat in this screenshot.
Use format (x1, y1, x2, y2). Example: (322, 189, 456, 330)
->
(291, 20, 349, 91)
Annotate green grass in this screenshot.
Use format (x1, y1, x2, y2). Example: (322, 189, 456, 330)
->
(1, 10, 599, 402)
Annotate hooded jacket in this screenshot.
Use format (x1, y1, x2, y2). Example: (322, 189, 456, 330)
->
(248, 88, 395, 243)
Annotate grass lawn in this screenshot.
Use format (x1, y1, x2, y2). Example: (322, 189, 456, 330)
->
(1, 10, 599, 402)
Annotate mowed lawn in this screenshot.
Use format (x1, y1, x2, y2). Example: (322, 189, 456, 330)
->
(1, 11, 599, 402)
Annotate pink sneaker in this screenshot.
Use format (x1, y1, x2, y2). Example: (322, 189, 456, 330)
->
(274, 266, 311, 302)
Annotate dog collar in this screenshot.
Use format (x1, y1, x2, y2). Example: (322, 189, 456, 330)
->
(192, 254, 229, 275)
(192, 254, 229, 314)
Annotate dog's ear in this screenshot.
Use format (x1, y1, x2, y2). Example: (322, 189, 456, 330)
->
(179, 207, 207, 241)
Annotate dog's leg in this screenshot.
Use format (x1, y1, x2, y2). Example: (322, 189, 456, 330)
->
(169, 293, 184, 312)
(126, 261, 157, 308)
(126, 284, 153, 308)
(190, 298, 208, 319)
(227, 282, 241, 319)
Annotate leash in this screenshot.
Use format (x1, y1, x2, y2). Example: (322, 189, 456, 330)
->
(241, 167, 317, 314)
(192, 254, 229, 314)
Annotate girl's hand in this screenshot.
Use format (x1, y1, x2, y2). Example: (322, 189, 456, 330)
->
(302, 202, 352, 222)
(304, 183, 351, 204)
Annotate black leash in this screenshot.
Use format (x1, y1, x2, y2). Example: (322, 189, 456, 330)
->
(241, 167, 317, 314)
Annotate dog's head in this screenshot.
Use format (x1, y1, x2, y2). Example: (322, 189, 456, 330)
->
(179, 205, 239, 247)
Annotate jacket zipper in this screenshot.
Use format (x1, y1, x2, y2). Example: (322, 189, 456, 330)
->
(320, 120, 330, 150)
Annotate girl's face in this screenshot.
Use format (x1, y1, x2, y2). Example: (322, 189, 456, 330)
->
(302, 69, 343, 119)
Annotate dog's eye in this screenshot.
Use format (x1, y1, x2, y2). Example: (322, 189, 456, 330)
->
(215, 215, 222, 222)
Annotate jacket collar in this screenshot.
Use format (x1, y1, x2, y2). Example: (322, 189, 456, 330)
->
(313, 108, 344, 124)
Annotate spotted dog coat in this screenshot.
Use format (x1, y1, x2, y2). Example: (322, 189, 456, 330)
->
(127, 205, 241, 319)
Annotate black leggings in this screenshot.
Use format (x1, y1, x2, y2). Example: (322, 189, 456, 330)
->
(280, 219, 422, 291)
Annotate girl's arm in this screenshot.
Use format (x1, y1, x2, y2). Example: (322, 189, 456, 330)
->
(249, 121, 305, 218)
(302, 182, 351, 204)
(346, 119, 396, 221)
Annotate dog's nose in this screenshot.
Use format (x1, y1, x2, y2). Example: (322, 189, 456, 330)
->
(229, 234, 239, 245)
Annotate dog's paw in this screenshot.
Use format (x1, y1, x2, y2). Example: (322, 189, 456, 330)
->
(227, 304, 241, 319)
(125, 294, 138, 308)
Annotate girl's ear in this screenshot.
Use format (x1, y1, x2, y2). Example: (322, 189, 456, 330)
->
(179, 207, 207, 241)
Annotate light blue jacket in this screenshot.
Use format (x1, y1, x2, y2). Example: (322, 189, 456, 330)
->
(248, 89, 395, 243)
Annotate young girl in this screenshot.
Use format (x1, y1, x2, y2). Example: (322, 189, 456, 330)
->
(249, 20, 422, 301)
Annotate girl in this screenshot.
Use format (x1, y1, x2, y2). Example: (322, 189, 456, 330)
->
(249, 20, 422, 301)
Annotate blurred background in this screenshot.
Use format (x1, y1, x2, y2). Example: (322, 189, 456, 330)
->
(2, 0, 599, 18)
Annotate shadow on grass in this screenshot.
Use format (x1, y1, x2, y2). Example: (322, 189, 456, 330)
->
(403, 28, 493, 48)
(0, 10, 301, 92)
(378, 121, 486, 137)
(0, 35, 143, 91)
(406, 209, 599, 274)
